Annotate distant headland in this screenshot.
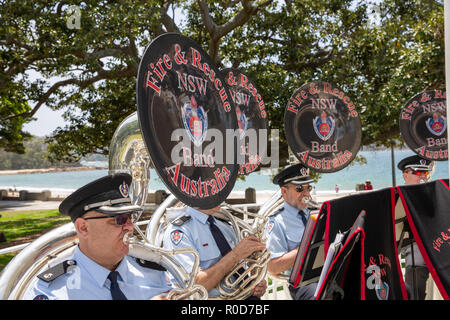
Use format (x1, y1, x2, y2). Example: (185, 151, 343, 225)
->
(0, 166, 107, 176)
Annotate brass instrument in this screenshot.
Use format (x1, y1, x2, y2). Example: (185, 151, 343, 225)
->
(0, 111, 208, 300)
(123, 232, 207, 300)
(108, 112, 208, 300)
(0, 222, 207, 300)
(0, 223, 78, 300)
(144, 194, 272, 300)
(302, 195, 322, 210)
(212, 205, 271, 300)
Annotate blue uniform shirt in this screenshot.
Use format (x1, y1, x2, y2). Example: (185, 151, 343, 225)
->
(24, 246, 173, 300)
(162, 207, 238, 298)
(265, 202, 310, 267)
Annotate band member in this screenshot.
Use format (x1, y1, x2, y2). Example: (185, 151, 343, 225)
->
(265, 163, 317, 300)
(24, 173, 172, 300)
(162, 205, 267, 299)
(397, 155, 434, 300)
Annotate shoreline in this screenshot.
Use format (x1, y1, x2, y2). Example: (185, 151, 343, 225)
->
(0, 166, 107, 176)
(0, 187, 357, 206)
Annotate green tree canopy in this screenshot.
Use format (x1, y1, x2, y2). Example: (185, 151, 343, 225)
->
(0, 136, 80, 170)
(0, 0, 444, 163)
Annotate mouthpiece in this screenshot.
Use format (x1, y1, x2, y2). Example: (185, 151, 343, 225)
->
(302, 196, 321, 209)
(123, 231, 135, 245)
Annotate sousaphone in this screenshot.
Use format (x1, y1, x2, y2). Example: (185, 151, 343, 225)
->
(267, 81, 363, 284)
(136, 34, 272, 300)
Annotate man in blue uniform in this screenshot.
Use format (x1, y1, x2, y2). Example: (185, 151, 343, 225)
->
(265, 163, 317, 300)
(397, 155, 434, 300)
(24, 173, 173, 300)
(162, 205, 267, 299)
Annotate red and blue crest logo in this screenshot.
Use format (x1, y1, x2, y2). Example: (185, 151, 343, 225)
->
(375, 281, 389, 300)
(236, 106, 248, 139)
(171, 229, 184, 245)
(426, 112, 446, 136)
(182, 96, 208, 146)
(313, 111, 335, 141)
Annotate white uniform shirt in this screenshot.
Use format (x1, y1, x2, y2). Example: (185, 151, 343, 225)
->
(24, 246, 173, 300)
(265, 202, 310, 273)
(162, 207, 238, 298)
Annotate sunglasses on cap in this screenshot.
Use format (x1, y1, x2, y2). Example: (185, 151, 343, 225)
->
(83, 211, 139, 226)
(406, 169, 429, 176)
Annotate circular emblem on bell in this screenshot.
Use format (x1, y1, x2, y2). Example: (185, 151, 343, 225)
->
(284, 81, 362, 173)
(236, 106, 248, 139)
(399, 90, 447, 161)
(314, 111, 335, 141)
(136, 33, 239, 209)
(182, 96, 208, 146)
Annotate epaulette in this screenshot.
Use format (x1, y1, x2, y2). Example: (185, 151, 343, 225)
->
(268, 207, 284, 218)
(214, 216, 232, 225)
(135, 258, 167, 271)
(37, 260, 77, 283)
(172, 215, 191, 226)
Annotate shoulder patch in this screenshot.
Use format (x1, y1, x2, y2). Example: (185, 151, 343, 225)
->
(172, 215, 191, 226)
(37, 260, 77, 283)
(266, 221, 275, 234)
(170, 229, 184, 245)
(135, 258, 167, 271)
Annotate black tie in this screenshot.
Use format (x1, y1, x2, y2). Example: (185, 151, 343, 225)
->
(298, 210, 308, 227)
(207, 215, 232, 257)
(107, 271, 127, 300)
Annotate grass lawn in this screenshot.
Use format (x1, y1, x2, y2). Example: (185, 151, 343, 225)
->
(0, 209, 71, 271)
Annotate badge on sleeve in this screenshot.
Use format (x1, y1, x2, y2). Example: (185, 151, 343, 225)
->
(266, 221, 274, 234)
(375, 281, 389, 300)
(33, 294, 49, 300)
(171, 230, 184, 245)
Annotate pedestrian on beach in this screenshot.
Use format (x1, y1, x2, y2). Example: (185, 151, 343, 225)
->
(265, 163, 317, 300)
(335, 184, 339, 193)
(397, 155, 434, 300)
(24, 173, 173, 300)
(162, 204, 267, 299)
(364, 180, 373, 190)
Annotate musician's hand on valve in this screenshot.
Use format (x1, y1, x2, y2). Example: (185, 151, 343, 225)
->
(251, 279, 267, 297)
(231, 235, 266, 261)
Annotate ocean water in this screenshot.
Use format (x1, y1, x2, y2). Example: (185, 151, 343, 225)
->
(0, 150, 448, 195)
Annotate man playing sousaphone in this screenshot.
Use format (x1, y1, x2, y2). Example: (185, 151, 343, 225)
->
(162, 205, 267, 299)
(265, 163, 318, 300)
(24, 173, 173, 300)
